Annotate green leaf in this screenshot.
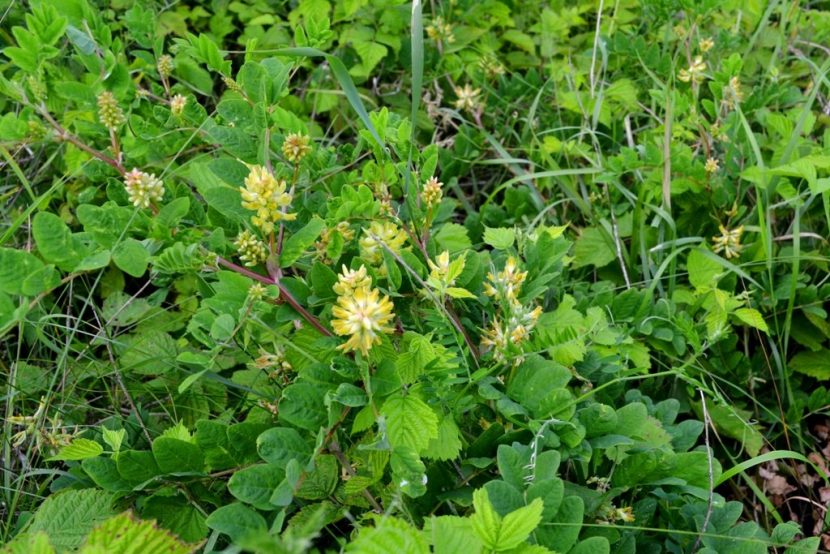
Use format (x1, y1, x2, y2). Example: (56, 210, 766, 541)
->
(687, 248, 721, 289)
(569, 537, 610, 554)
(381, 393, 439, 453)
(281, 217, 325, 267)
(345, 516, 429, 554)
(205, 503, 267, 543)
(484, 227, 516, 250)
(24, 489, 115, 552)
(433, 223, 472, 254)
(117, 450, 161, 484)
(789, 350, 830, 380)
(0, 247, 45, 295)
(151, 438, 204, 474)
(572, 227, 615, 269)
(0, 531, 56, 554)
(112, 239, 150, 277)
(733, 308, 769, 333)
(427, 516, 482, 554)
(256, 427, 311, 469)
(423, 417, 462, 461)
(396, 333, 436, 384)
(48, 438, 103, 461)
(228, 464, 284, 510)
(78, 511, 196, 554)
(296, 454, 339, 500)
(32, 212, 78, 268)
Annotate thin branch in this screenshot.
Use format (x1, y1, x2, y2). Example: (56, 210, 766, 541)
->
(215, 255, 333, 337)
(38, 107, 125, 175)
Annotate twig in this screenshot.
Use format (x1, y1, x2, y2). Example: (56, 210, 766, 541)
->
(215, 255, 333, 337)
(329, 439, 383, 513)
(38, 107, 125, 175)
(693, 389, 715, 553)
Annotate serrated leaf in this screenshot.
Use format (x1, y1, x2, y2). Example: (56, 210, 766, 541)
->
(572, 227, 615, 269)
(48, 438, 103, 461)
(152, 437, 204, 474)
(345, 516, 429, 554)
(483, 227, 515, 250)
(733, 308, 769, 333)
(423, 416, 462, 461)
(381, 393, 438, 453)
(24, 489, 115, 551)
(78, 511, 197, 554)
(789, 350, 830, 380)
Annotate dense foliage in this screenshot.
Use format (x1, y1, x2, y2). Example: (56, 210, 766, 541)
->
(1, 0, 829, 552)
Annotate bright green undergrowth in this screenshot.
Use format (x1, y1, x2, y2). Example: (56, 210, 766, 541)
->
(1, 0, 829, 553)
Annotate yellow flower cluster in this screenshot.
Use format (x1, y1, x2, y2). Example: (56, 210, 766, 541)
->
(454, 84, 481, 112)
(282, 132, 312, 163)
(123, 168, 164, 208)
(331, 265, 395, 355)
(157, 55, 174, 78)
(705, 157, 719, 173)
(97, 91, 125, 130)
(239, 165, 296, 233)
(170, 94, 187, 116)
(479, 55, 505, 79)
(234, 230, 268, 267)
(712, 224, 744, 259)
(422, 176, 443, 208)
(483, 256, 527, 304)
(359, 221, 408, 265)
(333, 264, 372, 296)
(426, 16, 455, 44)
(481, 256, 543, 363)
(678, 56, 707, 84)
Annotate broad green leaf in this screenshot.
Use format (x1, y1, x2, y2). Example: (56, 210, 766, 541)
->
(381, 393, 438, 453)
(151, 437, 204, 474)
(733, 308, 769, 333)
(789, 350, 830, 380)
(112, 239, 150, 277)
(0, 248, 45, 295)
(256, 427, 311, 469)
(427, 516, 482, 554)
(572, 227, 615, 269)
(32, 212, 78, 268)
(78, 511, 196, 554)
(48, 438, 103, 461)
(483, 227, 516, 250)
(345, 516, 429, 554)
(24, 489, 115, 552)
(0, 531, 56, 554)
(205, 503, 267, 543)
(687, 248, 721, 289)
(228, 464, 284, 510)
(281, 217, 325, 267)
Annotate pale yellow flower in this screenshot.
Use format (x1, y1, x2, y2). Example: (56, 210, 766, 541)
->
(454, 84, 481, 112)
(705, 157, 719, 173)
(170, 94, 187, 116)
(699, 38, 714, 53)
(483, 256, 528, 304)
(426, 16, 454, 44)
(359, 221, 408, 265)
(234, 230, 268, 267)
(282, 132, 312, 163)
(423, 176, 443, 208)
(678, 56, 707, 83)
(97, 91, 125, 130)
(123, 168, 164, 208)
(712, 224, 744, 259)
(157, 55, 174, 77)
(240, 165, 295, 233)
(333, 265, 372, 297)
(331, 286, 396, 355)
